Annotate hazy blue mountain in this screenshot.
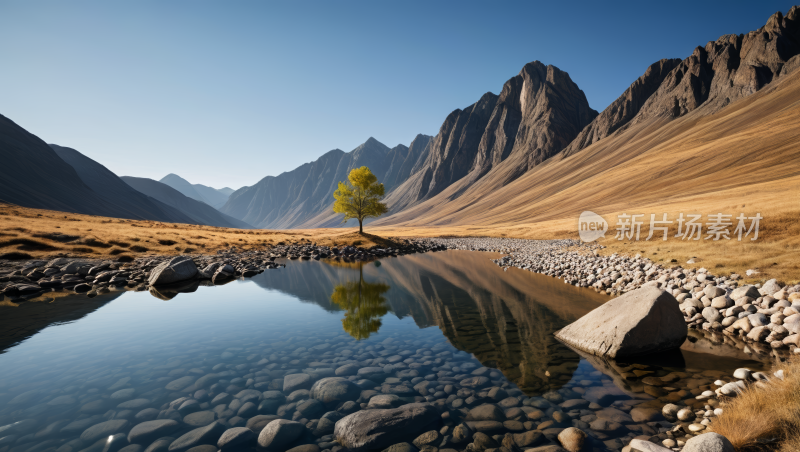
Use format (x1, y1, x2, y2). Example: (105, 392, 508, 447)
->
(159, 173, 233, 208)
(50, 144, 196, 224)
(0, 113, 197, 223)
(121, 176, 252, 229)
(160, 173, 208, 203)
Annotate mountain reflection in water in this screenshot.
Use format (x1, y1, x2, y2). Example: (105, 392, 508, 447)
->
(251, 250, 610, 394)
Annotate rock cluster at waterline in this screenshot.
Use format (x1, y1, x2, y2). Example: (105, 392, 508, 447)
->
(425, 238, 800, 357)
(0, 241, 446, 300)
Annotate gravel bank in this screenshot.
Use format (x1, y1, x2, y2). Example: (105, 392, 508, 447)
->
(0, 240, 446, 301)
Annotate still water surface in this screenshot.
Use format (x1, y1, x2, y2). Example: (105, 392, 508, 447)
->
(0, 251, 765, 452)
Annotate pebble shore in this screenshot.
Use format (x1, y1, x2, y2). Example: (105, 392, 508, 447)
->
(0, 240, 446, 301)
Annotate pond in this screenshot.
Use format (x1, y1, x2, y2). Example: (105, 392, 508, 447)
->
(0, 250, 766, 452)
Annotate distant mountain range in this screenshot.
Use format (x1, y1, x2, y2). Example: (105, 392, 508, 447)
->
(159, 173, 233, 209)
(219, 135, 431, 229)
(0, 117, 250, 229)
(120, 176, 251, 229)
(2, 6, 799, 231)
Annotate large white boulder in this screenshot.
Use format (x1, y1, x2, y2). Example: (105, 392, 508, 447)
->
(555, 286, 687, 358)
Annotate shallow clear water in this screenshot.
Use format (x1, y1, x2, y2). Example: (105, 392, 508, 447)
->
(0, 250, 766, 452)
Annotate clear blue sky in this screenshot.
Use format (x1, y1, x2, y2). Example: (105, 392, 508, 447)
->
(0, 1, 794, 189)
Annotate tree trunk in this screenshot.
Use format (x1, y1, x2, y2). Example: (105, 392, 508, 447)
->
(359, 219, 363, 234)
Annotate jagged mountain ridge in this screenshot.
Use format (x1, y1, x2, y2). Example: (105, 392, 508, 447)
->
(383, 61, 599, 215)
(220, 61, 600, 229)
(560, 58, 682, 157)
(220, 135, 432, 229)
(373, 40, 800, 229)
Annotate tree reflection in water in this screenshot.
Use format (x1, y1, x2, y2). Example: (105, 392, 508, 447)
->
(330, 262, 390, 340)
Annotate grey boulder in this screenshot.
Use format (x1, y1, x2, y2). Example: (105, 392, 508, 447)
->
(760, 279, 782, 296)
(555, 286, 687, 358)
(681, 433, 735, 452)
(334, 403, 439, 452)
(731, 285, 761, 300)
(629, 438, 673, 451)
(217, 427, 256, 450)
(80, 419, 130, 443)
(198, 263, 220, 279)
(381, 443, 419, 452)
(257, 419, 306, 450)
(284, 373, 313, 393)
(143, 437, 174, 452)
(128, 420, 179, 444)
(310, 377, 361, 406)
(148, 256, 198, 286)
(703, 307, 722, 323)
(168, 421, 225, 451)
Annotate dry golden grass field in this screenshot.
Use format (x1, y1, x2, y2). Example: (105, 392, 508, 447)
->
(0, 203, 411, 260)
(1, 197, 798, 285)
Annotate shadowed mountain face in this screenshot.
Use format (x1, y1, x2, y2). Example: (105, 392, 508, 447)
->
(630, 8, 800, 122)
(247, 250, 609, 395)
(0, 115, 191, 223)
(160, 173, 232, 209)
(50, 145, 196, 224)
(220, 135, 431, 229)
(121, 176, 252, 229)
(560, 59, 682, 157)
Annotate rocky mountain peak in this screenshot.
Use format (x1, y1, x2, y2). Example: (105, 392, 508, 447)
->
(382, 61, 597, 212)
(629, 6, 800, 122)
(561, 58, 682, 157)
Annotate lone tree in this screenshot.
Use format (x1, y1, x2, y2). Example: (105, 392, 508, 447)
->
(333, 166, 388, 233)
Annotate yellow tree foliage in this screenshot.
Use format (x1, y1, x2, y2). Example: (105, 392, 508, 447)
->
(333, 166, 388, 233)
